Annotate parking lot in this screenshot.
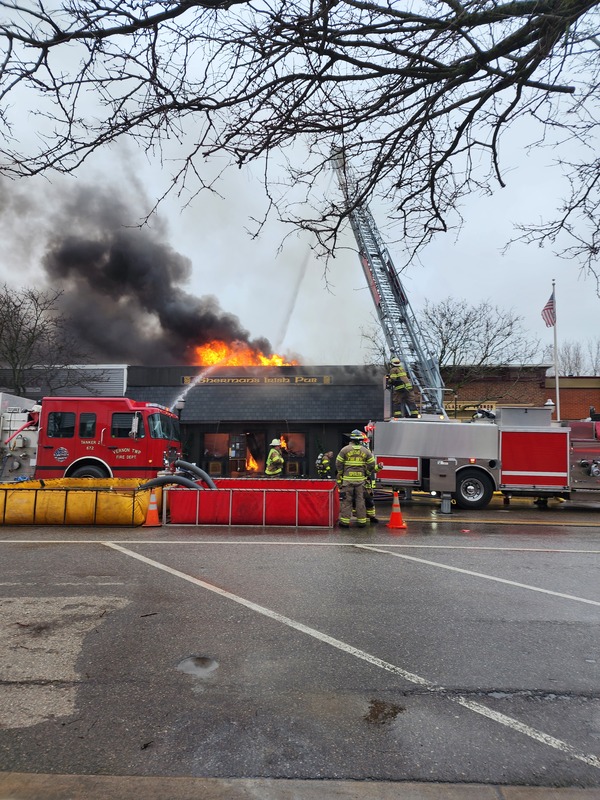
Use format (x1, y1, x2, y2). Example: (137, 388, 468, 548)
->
(1, 496, 599, 798)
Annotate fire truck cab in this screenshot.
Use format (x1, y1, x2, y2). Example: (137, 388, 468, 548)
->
(1, 395, 181, 481)
(373, 406, 600, 509)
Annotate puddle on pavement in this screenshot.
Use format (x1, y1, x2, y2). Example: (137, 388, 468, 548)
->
(364, 699, 405, 725)
(176, 655, 219, 678)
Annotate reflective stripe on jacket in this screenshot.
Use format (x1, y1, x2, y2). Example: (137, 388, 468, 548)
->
(336, 444, 376, 484)
(266, 447, 284, 476)
(316, 454, 333, 477)
(388, 365, 413, 391)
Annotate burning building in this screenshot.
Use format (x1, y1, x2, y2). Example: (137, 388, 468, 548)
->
(126, 363, 385, 478)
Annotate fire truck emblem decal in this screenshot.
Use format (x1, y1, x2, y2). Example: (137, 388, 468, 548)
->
(53, 447, 69, 463)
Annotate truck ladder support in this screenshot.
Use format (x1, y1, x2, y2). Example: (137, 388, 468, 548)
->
(333, 151, 446, 416)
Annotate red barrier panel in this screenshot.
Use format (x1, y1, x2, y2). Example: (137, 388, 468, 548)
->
(168, 479, 339, 527)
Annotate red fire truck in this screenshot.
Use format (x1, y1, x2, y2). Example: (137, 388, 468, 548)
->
(372, 406, 600, 509)
(0, 394, 181, 481)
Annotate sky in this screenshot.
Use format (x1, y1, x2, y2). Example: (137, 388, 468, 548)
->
(0, 118, 598, 369)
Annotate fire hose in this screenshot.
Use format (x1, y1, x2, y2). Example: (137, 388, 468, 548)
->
(139, 461, 217, 491)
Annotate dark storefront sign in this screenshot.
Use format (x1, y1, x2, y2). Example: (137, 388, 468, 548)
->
(182, 375, 333, 385)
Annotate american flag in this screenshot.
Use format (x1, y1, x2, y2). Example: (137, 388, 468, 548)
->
(541, 290, 556, 328)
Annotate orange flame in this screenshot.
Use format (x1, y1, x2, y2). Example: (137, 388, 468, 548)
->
(280, 436, 288, 451)
(246, 451, 259, 472)
(193, 340, 298, 367)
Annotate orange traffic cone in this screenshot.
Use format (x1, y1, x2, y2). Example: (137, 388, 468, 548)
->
(387, 490, 407, 530)
(143, 490, 161, 527)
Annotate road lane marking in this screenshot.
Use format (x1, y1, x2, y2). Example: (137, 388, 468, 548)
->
(104, 541, 600, 771)
(355, 545, 600, 606)
(2, 540, 600, 554)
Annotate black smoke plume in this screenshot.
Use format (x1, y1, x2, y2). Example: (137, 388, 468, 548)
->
(41, 184, 275, 365)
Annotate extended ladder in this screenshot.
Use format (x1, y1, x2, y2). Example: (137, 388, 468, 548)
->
(333, 153, 446, 415)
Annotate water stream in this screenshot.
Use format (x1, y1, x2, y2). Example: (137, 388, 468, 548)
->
(169, 364, 220, 412)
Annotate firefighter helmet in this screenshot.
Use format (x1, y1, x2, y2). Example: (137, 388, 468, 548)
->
(390, 357, 401, 366)
(350, 429, 364, 440)
(269, 438, 281, 447)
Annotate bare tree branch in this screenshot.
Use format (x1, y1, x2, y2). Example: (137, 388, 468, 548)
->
(0, 0, 598, 277)
(418, 296, 541, 391)
(0, 283, 102, 395)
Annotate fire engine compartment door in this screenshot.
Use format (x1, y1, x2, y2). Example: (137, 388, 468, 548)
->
(499, 428, 570, 490)
(376, 455, 420, 485)
(374, 420, 498, 460)
(430, 459, 457, 493)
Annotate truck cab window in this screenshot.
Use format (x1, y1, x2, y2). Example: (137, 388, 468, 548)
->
(111, 412, 145, 439)
(47, 412, 75, 438)
(148, 412, 179, 441)
(79, 413, 96, 438)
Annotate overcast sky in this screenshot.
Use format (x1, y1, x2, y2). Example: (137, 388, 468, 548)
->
(0, 122, 598, 368)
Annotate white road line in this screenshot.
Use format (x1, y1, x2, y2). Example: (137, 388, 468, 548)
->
(104, 541, 600, 771)
(2, 539, 600, 554)
(355, 545, 600, 606)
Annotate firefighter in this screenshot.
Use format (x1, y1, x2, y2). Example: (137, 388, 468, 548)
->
(336, 429, 377, 528)
(386, 357, 419, 418)
(265, 438, 285, 477)
(316, 450, 335, 479)
(360, 432, 382, 524)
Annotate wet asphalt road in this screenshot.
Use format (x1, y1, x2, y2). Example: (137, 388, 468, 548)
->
(0, 495, 599, 795)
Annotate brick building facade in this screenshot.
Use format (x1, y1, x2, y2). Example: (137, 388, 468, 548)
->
(444, 366, 600, 421)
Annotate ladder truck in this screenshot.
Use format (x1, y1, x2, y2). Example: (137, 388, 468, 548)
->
(332, 152, 446, 417)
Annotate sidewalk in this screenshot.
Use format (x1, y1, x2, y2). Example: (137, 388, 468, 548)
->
(1, 774, 599, 799)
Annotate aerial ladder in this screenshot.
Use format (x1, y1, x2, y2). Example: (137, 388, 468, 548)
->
(332, 152, 447, 417)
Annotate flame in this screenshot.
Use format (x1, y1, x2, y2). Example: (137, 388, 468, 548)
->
(193, 340, 298, 367)
(246, 451, 259, 472)
(280, 436, 288, 451)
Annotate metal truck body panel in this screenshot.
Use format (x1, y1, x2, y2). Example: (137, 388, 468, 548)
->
(374, 419, 499, 460)
(499, 429, 570, 490)
(377, 455, 421, 485)
(372, 408, 600, 508)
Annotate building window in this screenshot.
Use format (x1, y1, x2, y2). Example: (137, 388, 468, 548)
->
(282, 433, 305, 456)
(204, 433, 229, 458)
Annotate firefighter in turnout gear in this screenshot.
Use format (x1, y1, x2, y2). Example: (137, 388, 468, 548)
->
(386, 357, 419, 419)
(265, 438, 284, 477)
(360, 432, 382, 524)
(336, 430, 377, 528)
(316, 450, 334, 480)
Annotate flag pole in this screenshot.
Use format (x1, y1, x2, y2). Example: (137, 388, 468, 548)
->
(552, 279, 561, 421)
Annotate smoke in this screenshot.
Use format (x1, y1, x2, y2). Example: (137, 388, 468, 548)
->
(38, 184, 275, 365)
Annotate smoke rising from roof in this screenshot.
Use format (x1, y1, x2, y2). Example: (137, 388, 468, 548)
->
(39, 184, 276, 365)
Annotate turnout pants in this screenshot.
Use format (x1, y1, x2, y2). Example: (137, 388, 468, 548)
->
(339, 482, 368, 527)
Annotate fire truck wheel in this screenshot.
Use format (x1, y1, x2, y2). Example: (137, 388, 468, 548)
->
(454, 468, 494, 510)
(70, 464, 109, 479)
